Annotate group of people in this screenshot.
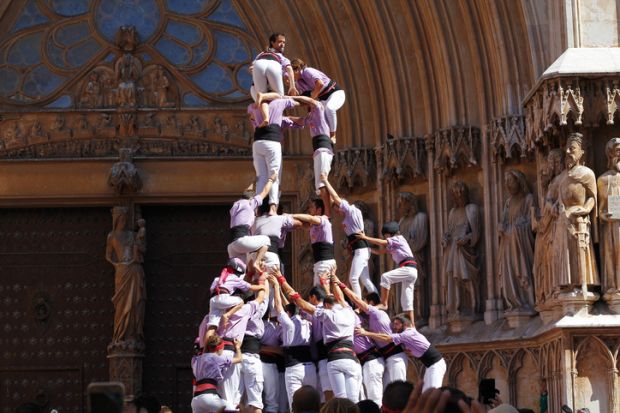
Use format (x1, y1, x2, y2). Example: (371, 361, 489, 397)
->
(190, 33, 445, 413)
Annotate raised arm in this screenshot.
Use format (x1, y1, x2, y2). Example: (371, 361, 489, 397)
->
(291, 213, 322, 226)
(337, 276, 369, 313)
(320, 173, 342, 206)
(231, 338, 244, 364)
(329, 272, 347, 307)
(288, 291, 316, 315)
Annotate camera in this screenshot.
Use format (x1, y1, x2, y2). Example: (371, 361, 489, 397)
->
(478, 378, 497, 404)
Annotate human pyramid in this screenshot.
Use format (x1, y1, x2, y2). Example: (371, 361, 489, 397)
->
(191, 33, 446, 413)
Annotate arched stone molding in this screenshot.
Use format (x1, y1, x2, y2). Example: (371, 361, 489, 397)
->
(573, 335, 617, 413)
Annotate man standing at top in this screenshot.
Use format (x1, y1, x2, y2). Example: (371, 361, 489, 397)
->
(252, 33, 298, 98)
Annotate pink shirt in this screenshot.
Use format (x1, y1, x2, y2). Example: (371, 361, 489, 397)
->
(230, 195, 262, 228)
(339, 200, 364, 236)
(209, 274, 251, 294)
(192, 352, 232, 381)
(295, 67, 332, 95)
(391, 327, 431, 358)
(310, 215, 333, 244)
(314, 304, 355, 344)
(218, 300, 261, 341)
(386, 235, 414, 264)
(367, 305, 392, 348)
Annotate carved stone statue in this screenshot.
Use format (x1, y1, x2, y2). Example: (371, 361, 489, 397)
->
(81, 72, 102, 108)
(532, 149, 564, 306)
(397, 192, 429, 321)
(498, 169, 535, 312)
(150, 66, 172, 108)
(554, 133, 599, 294)
(115, 54, 141, 108)
(442, 181, 480, 316)
(597, 138, 620, 296)
(106, 206, 146, 346)
(108, 148, 142, 194)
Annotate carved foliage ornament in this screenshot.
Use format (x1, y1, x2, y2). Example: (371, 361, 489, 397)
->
(434, 126, 479, 173)
(490, 116, 528, 160)
(379, 135, 426, 182)
(332, 148, 376, 191)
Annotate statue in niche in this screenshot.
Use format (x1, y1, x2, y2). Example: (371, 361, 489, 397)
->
(80, 72, 102, 108)
(150, 66, 173, 108)
(115, 26, 138, 52)
(442, 181, 480, 317)
(554, 133, 599, 293)
(103, 76, 116, 107)
(498, 169, 536, 312)
(597, 138, 620, 295)
(214, 117, 230, 141)
(532, 149, 564, 305)
(108, 147, 142, 195)
(397, 192, 429, 321)
(115, 54, 141, 108)
(106, 206, 146, 347)
(118, 113, 136, 137)
(2, 122, 23, 148)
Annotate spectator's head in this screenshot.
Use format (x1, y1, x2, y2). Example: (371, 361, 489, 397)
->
(320, 398, 359, 413)
(357, 400, 380, 413)
(382, 380, 413, 413)
(308, 286, 326, 304)
(134, 394, 160, 413)
(160, 407, 173, 413)
(292, 385, 320, 413)
(518, 409, 535, 413)
(285, 303, 298, 317)
(365, 292, 381, 306)
(439, 386, 473, 412)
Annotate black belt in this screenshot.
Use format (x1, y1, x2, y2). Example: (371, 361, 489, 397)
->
(356, 346, 381, 366)
(379, 342, 404, 358)
(284, 345, 313, 367)
(268, 235, 280, 254)
(326, 338, 357, 362)
(419, 345, 443, 368)
(254, 124, 281, 142)
(312, 242, 334, 262)
(193, 378, 218, 397)
(230, 225, 250, 241)
(318, 81, 340, 101)
(221, 337, 235, 352)
(256, 52, 281, 63)
(312, 134, 333, 151)
(241, 335, 261, 354)
(398, 257, 417, 268)
(316, 339, 328, 361)
(347, 233, 369, 251)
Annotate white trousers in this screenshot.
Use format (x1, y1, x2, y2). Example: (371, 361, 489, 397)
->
(262, 362, 280, 413)
(313, 150, 334, 191)
(380, 266, 417, 312)
(228, 235, 270, 262)
(219, 350, 241, 411)
(349, 247, 377, 297)
(317, 358, 331, 394)
(321, 90, 346, 133)
(240, 353, 264, 409)
(191, 393, 226, 413)
(253, 140, 282, 205)
(206, 294, 244, 329)
(423, 358, 447, 391)
(252, 59, 284, 96)
(313, 259, 337, 286)
(384, 352, 408, 386)
(284, 362, 317, 410)
(362, 357, 385, 408)
(278, 372, 289, 413)
(327, 358, 362, 403)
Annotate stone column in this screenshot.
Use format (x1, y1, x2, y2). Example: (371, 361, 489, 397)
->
(483, 123, 500, 324)
(425, 134, 441, 329)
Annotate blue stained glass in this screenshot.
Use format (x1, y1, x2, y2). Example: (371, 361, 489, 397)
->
(213, 31, 248, 64)
(236, 65, 252, 90)
(67, 38, 101, 67)
(206, 0, 245, 29)
(190, 39, 211, 66)
(45, 95, 72, 108)
(49, 0, 89, 16)
(183, 92, 211, 107)
(142, 53, 152, 62)
(166, 0, 213, 15)
(11, 0, 49, 33)
(166, 20, 201, 45)
(191, 63, 232, 93)
(23, 65, 65, 97)
(155, 37, 190, 65)
(0, 67, 20, 95)
(46, 37, 66, 68)
(56, 21, 90, 46)
(105, 53, 116, 62)
(95, 0, 161, 42)
(220, 90, 245, 99)
(8, 32, 43, 67)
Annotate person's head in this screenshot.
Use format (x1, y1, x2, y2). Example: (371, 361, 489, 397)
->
(392, 315, 411, 333)
(504, 169, 529, 196)
(439, 386, 473, 412)
(397, 192, 418, 218)
(320, 398, 359, 413)
(206, 334, 225, 355)
(449, 181, 469, 207)
(285, 303, 298, 317)
(357, 400, 380, 413)
(382, 380, 413, 413)
(381, 221, 399, 238)
(269, 33, 286, 53)
(365, 292, 381, 306)
(291, 58, 306, 80)
(576, 409, 591, 413)
(226, 257, 246, 276)
(134, 394, 161, 413)
(323, 295, 336, 309)
(308, 198, 325, 216)
(160, 406, 173, 413)
(258, 197, 271, 216)
(291, 384, 320, 413)
(308, 286, 326, 305)
(565, 132, 584, 168)
(605, 137, 620, 171)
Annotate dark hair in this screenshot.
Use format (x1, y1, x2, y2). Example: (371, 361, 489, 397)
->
(258, 197, 271, 215)
(269, 32, 285, 46)
(311, 198, 325, 215)
(357, 400, 380, 413)
(285, 303, 298, 316)
(439, 386, 472, 412)
(393, 315, 412, 327)
(292, 385, 320, 413)
(324, 295, 336, 306)
(291, 57, 306, 71)
(309, 286, 326, 302)
(365, 292, 381, 306)
(382, 380, 413, 411)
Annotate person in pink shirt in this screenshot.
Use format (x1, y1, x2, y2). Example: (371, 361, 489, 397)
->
(252, 33, 298, 98)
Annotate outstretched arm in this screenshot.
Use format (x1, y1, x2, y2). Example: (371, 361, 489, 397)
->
(355, 327, 393, 343)
(289, 290, 316, 315)
(292, 95, 320, 108)
(357, 232, 388, 247)
(291, 213, 322, 226)
(320, 174, 342, 206)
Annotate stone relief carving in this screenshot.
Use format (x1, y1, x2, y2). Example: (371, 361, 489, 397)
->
(108, 148, 142, 195)
(597, 138, 620, 305)
(498, 169, 536, 313)
(332, 148, 376, 191)
(559, 84, 584, 126)
(491, 116, 528, 160)
(28, 120, 49, 144)
(434, 126, 479, 173)
(606, 85, 620, 125)
(442, 181, 481, 318)
(80, 71, 103, 109)
(380, 135, 425, 181)
(115, 53, 142, 108)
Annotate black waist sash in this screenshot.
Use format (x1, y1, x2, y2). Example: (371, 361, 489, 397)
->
(419, 345, 443, 368)
(398, 257, 417, 268)
(267, 235, 280, 253)
(318, 81, 340, 101)
(326, 338, 357, 362)
(316, 339, 328, 361)
(347, 233, 369, 251)
(312, 134, 333, 151)
(379, 342, 404, 358)
(254, 124, 281, 142)
(356, 346, 381, 366)
(241, 335, 261, 354)
(260, 349, 285, 372)
(230, 225, 250, 241)
(284, 345, 313, 367)
(312, 242, 334, 262)
(193, 378, 218, 397)
(221, 337, 235, 352)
